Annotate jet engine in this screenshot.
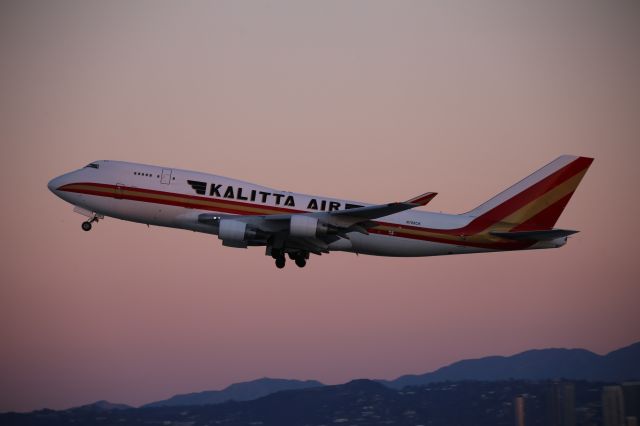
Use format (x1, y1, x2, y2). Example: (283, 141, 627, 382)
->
(218, 219, 259, 247)
(289, 215, 331, 238)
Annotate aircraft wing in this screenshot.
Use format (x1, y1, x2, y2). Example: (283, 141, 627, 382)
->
(405, 192, 438, 206)
(262, 201, 421, 228)
(197, 190, 439, 254)
(198, 197, 428, 252)
(259, 192, 437, 227)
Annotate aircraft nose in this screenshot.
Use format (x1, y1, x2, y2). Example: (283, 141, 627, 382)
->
(48, 176, 63, 193)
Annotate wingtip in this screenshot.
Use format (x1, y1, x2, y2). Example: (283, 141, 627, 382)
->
(561, 154, 594, 164)
(406, 192, 438, 206)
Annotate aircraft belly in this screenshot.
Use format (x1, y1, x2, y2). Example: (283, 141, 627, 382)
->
(344, 233, 489, 257)
(70, 193, 112, 217)
(77, 195, 216, 234)
(70, 194, 493, 257)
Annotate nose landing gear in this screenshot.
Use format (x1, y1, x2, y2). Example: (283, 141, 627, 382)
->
(81, 215, 100, 232)
(73, 207, 103, 232)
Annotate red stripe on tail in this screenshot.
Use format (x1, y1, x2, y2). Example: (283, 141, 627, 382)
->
(464, 156, 593, 233)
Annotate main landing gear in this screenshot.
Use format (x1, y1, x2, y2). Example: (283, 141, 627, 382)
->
(294, 256, 306, 268)
(271, 250, 309, 269)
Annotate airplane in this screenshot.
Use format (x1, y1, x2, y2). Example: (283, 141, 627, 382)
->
(48, 155, 593, 268)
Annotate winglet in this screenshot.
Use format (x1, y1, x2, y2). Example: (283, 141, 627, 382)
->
(406, 192, 438, 206)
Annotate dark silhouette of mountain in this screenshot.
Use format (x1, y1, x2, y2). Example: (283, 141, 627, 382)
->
(382, 341, 640, 388)
(0, 379, 608, 425)
(69, 400, 132, 411)
(142, 377, 323, 407)
(2, 340, 638, 425)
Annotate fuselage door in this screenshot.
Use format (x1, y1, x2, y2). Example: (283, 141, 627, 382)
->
(161, 169, 173, 185)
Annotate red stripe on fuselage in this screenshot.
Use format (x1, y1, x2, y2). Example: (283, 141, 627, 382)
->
(58, 182, 528, 250)
(59, 182, 300, 214)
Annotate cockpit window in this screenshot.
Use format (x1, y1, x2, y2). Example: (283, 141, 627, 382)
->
(84, 163, 99, 169)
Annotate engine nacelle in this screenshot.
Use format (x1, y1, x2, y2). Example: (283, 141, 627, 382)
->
(289, 215, 330, 238)
(217, 219, 260, 248)
(218, 219, 247, 241)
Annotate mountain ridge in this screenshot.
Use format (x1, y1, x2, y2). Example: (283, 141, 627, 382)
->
(380, 341, 640, 388)
(142, 377, 323, 408)
(4, 341, 637, 414)
(70, 400, 132, 411)
(141, 342, 639, 408)
(2, 379, 614, 425)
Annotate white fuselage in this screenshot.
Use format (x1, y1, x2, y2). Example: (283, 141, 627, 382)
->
(48, 160, 567, 259)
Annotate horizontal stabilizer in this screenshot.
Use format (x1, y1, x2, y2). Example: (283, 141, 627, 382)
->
(490, 229, 579, 241)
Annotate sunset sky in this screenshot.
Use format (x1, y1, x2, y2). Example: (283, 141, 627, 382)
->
(1, 0, 639, 413)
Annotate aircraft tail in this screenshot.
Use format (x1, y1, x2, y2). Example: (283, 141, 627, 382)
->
(465, 155, 593, 232)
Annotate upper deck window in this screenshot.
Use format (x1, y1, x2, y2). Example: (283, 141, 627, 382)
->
(84, 163, 99, 169)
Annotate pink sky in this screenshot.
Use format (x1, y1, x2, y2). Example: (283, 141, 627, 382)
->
(1, 0, 639, 412)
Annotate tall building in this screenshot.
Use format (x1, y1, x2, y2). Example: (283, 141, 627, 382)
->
(514, 395, 525, 426)
(623, 382, 640, 422)
(603, 386, 625, 426)
(548, 382, 575, 426)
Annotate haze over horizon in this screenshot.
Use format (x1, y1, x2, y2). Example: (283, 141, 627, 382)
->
(1, 0, 639, 413)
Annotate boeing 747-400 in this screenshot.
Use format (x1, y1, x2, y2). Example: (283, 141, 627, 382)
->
(48, 155, 593, 268)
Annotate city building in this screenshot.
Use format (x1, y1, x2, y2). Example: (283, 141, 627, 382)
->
(548, 382, 575, 426)
(514, 395, 525, 426)
(603, 385, 625, 426)
(623, 382, 640, 422)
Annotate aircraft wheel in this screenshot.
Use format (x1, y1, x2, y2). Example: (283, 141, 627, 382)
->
(81, 221, 92, 232)
(295, 257, 306, 268)
(275, 256, 286, 269)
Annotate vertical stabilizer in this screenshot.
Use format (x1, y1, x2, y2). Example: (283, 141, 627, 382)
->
(466, 155, 593, 232)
